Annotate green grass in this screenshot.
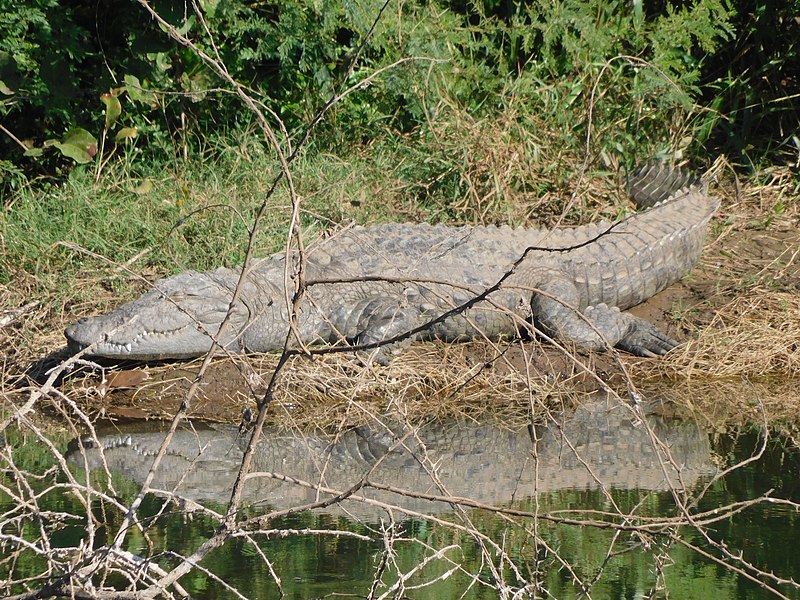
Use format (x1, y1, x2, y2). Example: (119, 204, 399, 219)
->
(0, 97, 713, 334)
(0, 139, 391, 305)
(0, 112, 545, 302)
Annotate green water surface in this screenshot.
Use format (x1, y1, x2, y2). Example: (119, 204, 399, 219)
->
(2, 429, 799, 599)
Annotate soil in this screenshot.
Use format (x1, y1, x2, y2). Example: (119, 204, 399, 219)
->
(35, 211, 798, 429)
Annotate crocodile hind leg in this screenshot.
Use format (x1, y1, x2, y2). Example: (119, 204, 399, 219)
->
(530, 276, 678, 357)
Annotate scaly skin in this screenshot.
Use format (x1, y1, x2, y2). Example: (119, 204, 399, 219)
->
(65, 164, 719, 361)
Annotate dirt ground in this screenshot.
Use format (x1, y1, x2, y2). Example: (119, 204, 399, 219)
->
(14, 200, 791, 431)
(3, 169, 798, 433)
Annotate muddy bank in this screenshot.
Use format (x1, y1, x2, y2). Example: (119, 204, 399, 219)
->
(42, 214, 798, 429)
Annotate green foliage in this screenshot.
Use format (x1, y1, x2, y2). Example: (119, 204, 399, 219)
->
(698, 0, 800, 168)
(0, 0, 89, 122)
(0, 0, 764, 285)
(52, 128, 98, 164)
(0, 0, 795, 198)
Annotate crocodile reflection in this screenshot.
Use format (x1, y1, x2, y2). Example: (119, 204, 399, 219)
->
(67, 400, 714, 517)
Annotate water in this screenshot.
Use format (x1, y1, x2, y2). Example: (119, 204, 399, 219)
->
(3, 402, 800, 599)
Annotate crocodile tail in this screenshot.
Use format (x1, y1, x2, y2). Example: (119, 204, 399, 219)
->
(628, 162, 702, 209)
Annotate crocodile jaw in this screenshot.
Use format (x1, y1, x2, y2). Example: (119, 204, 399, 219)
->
(65, 272, 250, 360)
(65, 318, 223, 360)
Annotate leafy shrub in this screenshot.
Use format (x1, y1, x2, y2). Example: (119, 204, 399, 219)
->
(0, 0, 794, 198)
(697, 0, 800, 168)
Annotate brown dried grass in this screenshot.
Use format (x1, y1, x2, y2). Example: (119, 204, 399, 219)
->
(50, 341, 571, 430)
(633, 289, 800, 381)
(3, 169, 798, 433)
(400, 107, 625, 227)
(270, 345, 545, 429)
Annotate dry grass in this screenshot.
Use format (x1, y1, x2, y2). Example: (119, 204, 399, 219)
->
(391, 106, 629, 227)
(633, 289, 800, 381)
(639, 378, 800, 431)
(2, 169, 799, 435)
(50, 340, 569, 431)
(269, 342, 606, 430)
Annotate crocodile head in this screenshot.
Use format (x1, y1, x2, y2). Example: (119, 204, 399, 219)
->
(65, 271, 251, 360)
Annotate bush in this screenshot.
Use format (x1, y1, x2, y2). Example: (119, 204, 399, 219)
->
(0, 0, 795, 197)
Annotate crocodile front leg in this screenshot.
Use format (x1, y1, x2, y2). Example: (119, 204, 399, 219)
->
(349, 294, 420, 364)
(530, 275, 678, 357)
(307, 282, 423, 364)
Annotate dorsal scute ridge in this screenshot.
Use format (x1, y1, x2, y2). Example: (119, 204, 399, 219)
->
(628, 162, 702, 209)
(252, 162, 714, 281)
(551, 220, 614, 247)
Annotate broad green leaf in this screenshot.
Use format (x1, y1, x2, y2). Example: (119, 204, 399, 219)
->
(54, 128, 97, 163)
(115, 127, 138, 141)
(159, 15, 195, 37)
(54, 142, 93, 163)
(0, 79, 13, 95)
(198, 0, 218, 18)
(124, 74, 158, 108)
(101, 93, 122, 128)
(62, 128, 97, 149)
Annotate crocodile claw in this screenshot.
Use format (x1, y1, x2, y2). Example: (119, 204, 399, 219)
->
(617, 318, 679, 357)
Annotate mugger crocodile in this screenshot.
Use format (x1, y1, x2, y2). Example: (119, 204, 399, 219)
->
(65, 163, 718, 361)
(66, 400, 713, 517)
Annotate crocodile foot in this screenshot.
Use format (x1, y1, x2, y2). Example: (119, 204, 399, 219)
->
(616, 316, 679, 357)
